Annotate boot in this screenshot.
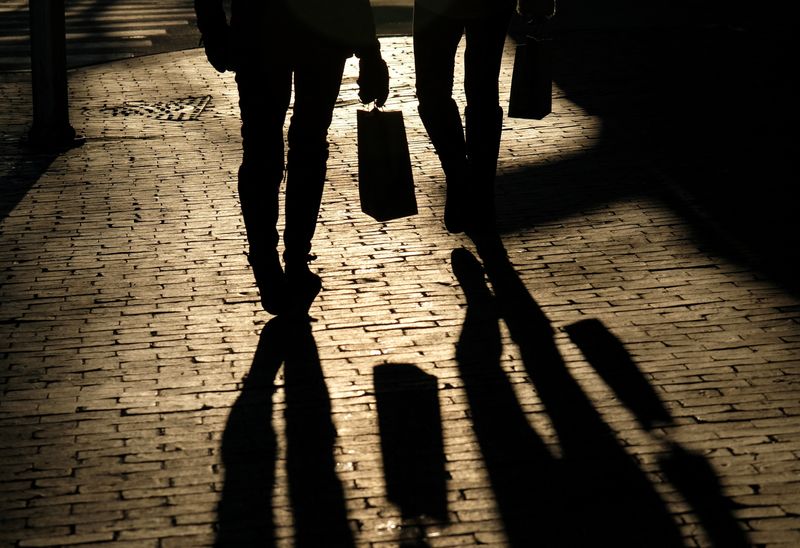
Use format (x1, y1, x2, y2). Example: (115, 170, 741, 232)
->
(282, 146, 326, 319)
(444, 164, 469, 234)
(238, 162, 285, 315)
(247, 250, 286, 315)
(419, 99, 469, 233)
(283, 252, 322, 319)
(465, 104, 503, 236)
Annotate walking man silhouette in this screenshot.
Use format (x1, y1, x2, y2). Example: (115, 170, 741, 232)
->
(413, 0, 553, 238)
(194, 1, 389, 316)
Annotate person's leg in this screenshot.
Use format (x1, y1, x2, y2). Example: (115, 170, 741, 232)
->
(235, 60, 292, 314)
(413, 3, 470, 233)
(282, 50, 347, 313)
(463, 5, 515, 234)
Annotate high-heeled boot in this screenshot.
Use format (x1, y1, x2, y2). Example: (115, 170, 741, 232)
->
(419, 99, 469, 233)
(465, 104, 504, 235)
(238, 164, 286, 315)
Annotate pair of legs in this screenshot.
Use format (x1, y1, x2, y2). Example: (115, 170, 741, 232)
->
(413, 2, 515, 234)
(235, 48, 347, 314)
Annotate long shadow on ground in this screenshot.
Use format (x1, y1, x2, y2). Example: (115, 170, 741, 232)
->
(216, 317, 354, 547)
(452, 244, 750, 547)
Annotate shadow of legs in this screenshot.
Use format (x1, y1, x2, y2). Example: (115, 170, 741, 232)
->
(452, 247, 562, 546)
(283, 319, 354, 547)
(216, 318, 284, 547)
(471, 246, 685, 547)
(564, 318, 672, 431)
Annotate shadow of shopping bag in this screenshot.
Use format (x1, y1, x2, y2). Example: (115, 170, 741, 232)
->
(357, 108, 418, 222)
(508, 33, 552, 120)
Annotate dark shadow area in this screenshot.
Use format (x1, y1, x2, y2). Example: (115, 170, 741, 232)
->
(0, 150, 58, 224)
(502, 2, 799, 297)
(661, 442, 751, 548)
(562, 317, 751, 546)
(458, 245, 683, 546)
(216, 316, 354, 547)
(374, 363, 448, 546)
(0, 0, 199, 72)
(454, 243, 751, 546)
(564, 318, 671, 431)
(0, 82, 60, 224)
(452, 246, 562, 547)
(216, 317, 283, 547)
(283, 319, 355, 547)
(63, 0, 203, 67)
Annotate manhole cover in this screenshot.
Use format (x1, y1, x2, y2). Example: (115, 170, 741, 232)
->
(91, 95, 212, 121)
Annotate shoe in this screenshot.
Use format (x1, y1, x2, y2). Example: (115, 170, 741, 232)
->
(247, 252, 286, 315)
(284, 255, 322, 319)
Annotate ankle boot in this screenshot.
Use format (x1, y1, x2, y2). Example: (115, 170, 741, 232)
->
(283, 253, 322, 318)
(247, 251, 286, 315)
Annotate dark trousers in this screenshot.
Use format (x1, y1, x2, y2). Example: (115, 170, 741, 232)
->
(413, 3, 514, 215)
(235, 50, 346, 266)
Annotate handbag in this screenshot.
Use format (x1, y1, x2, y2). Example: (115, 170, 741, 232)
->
(357, 107, 418, 222)
(508, 32, 552, 120)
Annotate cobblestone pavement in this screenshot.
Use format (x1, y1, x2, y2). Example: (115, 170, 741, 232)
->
(1, 22, 799, 548)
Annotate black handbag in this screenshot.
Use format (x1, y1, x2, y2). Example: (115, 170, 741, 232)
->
(357, 108, 418, 222)
(508, 32, 553, 120)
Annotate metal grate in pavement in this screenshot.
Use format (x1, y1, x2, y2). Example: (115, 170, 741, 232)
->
(88, 95, 211, 121)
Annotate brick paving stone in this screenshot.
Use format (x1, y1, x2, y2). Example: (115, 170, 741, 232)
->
(1, 16, 799, 548)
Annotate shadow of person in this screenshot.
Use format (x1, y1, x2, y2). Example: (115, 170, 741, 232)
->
(216, 316, 354, 547)
(565, 318, 750, 547)
(564, 318, 672, 431)
(452, 247, 563, 547)
(283, 318, 355, 547)
(374, 363, 448, 546)
(460, 245, 686, 546)
(660, 442, 751, 548)
(216, 317, 284, 547)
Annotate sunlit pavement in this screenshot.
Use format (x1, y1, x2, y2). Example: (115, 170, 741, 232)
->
(1, 28, 799, 548)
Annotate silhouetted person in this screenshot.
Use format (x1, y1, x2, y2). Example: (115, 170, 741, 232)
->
(194, 1, 389, 316)
(413, 0, 553, 236)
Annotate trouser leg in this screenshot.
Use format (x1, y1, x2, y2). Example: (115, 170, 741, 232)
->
(463, 6, 514, 231)
(235, 61, 292, 313)
(282, 52, 346, 267)
(235, 63, 292, 261)
(413, 5, 466, 179)
(413, 4, 472, 232)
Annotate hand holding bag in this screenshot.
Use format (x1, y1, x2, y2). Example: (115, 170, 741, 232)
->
(357, 107, 418, 222)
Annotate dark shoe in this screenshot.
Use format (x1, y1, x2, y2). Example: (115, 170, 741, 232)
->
(284, 255, 322, 319)
(247, 252, 286, 315)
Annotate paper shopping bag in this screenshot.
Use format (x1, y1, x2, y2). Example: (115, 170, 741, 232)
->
(357, 108, 418, 222)
(508, 34, 552, 120)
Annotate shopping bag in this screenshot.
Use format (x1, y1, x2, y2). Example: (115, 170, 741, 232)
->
(357, 108, 417, 222)
(508, 33, 552, 120)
